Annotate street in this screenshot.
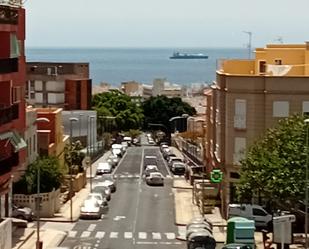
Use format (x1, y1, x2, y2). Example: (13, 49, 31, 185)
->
(59, 146, 186, 249)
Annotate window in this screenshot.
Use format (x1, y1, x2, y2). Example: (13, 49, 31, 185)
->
(259, 60, 266, 74)
(273, 101, 289, 117)
(12, 86, 21, 103)
(10, 33, 20, 58)
(253, 208, 267, 216)
(233, 137, 246, 164)
(275, 59, 282, 65)
(234, 99, 246, 129)
(302, 101, 309, 116)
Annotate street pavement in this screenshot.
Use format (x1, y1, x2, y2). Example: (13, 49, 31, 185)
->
(12, 139, 264, 249)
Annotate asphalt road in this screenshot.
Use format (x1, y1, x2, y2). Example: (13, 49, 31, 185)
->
(60, 146, 186, 249)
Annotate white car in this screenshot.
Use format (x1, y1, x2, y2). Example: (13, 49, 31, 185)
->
(96, 162, 112, 175)
(80, 199, 102, 219)
(146, 172, 164, 186)
(86, 193, 107, 207)
(144, 165, 159, 177)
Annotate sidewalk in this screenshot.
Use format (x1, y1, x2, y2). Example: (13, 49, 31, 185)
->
(173, 178, 265, 248)
(12, 150, 111, 249)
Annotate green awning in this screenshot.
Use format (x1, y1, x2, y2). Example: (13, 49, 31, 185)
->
(0, 131, 27, 152)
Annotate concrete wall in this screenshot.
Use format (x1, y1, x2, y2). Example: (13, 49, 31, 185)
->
(13, 189, 60, 218)
(0, 218, 12, 249)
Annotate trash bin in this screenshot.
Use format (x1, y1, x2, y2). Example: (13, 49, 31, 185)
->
(187, 230, 216, 249)
(226, 217, 255, 248)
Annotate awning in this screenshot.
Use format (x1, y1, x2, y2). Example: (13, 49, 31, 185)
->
(0, 131, 27, 152)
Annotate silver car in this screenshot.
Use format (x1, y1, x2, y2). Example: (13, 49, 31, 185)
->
(12, 205, 34, 221)
(146, 172, 164, 186)
(80, 199, 103, 219)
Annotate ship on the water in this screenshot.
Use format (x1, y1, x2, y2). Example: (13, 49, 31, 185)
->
(170, 52, 208, 59)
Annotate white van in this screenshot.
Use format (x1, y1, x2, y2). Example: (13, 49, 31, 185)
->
(228, 204, 272, 228)
(96, 162, 112, 175)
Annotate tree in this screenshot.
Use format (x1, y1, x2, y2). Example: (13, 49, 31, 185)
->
(64, 140, 86, 173)
(237, 114, 307, 209)
(92, 90, 144, 131)
(13, 156, 64, 194)
(142, 95, 196, 130)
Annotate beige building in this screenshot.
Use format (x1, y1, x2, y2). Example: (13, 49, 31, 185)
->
(25, 106, 38, 166)
(152, 78, 183, 97)
(206, 42, 309, 215)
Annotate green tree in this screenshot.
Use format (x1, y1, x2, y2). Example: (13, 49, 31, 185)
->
(237, 114, 307, 208)
(92, 90, 144, 131)
(13, 157, 64, 194)
(142, 95, 196, 130)
(64, 140, 86, 173)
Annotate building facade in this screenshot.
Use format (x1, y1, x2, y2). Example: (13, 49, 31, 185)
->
(36, 108, 69, 167)
(26, 62, 92, 110)
(25, 106, 38, 166)
(207, 43, 309, 215)
(0, 1, 26, 218)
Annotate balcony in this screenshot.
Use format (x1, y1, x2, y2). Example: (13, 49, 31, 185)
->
(0, 103, 19, 125)
(0, 4, 19, 25)
(0, 57, 18, 74)
(0, 152, 18, 175)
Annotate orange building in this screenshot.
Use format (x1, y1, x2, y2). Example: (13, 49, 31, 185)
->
(206, 42, 309, 215)
(36, 108, 69, 167)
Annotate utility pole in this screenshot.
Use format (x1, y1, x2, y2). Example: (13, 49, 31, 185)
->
(243, 31, 252, 59)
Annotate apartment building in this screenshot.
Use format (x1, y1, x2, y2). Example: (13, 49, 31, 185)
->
(26, 62, 92, 110)
(152, 78, 183, 97)
(206, 42, 309, 214)
(0, 1, 26, 220)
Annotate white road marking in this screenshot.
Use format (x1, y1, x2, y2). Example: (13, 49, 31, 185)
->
(68, 231, 77, 238)
(136, 241, 158, 245)
(174, 241, 182, 244)
(80, 231, 91, 238)
(165, 232, 176, 239)
(87, 224, 96, 231)
(124, 232, 133, 239)
(160, 242, 173, 244)
(110, 232, 118, 238)
(152, 232, 161, 239)
(138, 232, 147, 239)
(95, 231, 105, 238)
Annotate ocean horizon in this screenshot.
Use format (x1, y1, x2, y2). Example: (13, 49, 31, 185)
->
(25, 47, 249, 86)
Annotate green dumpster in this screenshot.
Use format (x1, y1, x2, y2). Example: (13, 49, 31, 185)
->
(226, 217, 255, 248)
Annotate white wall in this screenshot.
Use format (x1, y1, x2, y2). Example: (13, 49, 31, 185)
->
(46, 80, 65, 92)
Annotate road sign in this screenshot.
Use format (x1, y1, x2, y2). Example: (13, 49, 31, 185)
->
(210, 169, 223, 183)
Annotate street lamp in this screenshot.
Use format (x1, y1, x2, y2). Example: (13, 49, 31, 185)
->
(89, 115, 95, 192)
(305, 118, 309, 249)
(69, 117, 78, 222)
(79, 113, 83, 138)
(35, 117, 50, 249)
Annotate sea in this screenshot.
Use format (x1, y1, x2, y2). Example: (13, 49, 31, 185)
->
(25, 47, 248, 86)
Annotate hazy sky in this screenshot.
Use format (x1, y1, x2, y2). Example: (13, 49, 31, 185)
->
(25, 0, 309, 48)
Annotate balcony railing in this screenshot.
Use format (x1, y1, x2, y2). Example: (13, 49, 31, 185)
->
(0, 152, 18, 175)
(0, 103, 19, 125)
(0, 58, 18, 74)
(0, 3, 19, 25)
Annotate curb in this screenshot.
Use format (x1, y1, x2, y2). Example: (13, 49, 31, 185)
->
(45, 231, 67, 248)
(15, 229, 35, 249)
(39, 217, 79, 223)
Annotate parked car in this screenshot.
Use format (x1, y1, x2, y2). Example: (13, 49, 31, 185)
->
(123, 136, 132, 146)
(97, 175, 117, 192)
(144, 165, 159, 177)
(107, 154, 119, 168)
(80, 199, 103, 219)
(167, 156, 183, 168)
(86, 193, 108, 208)
(228, 204, 272, 229)
(12, 205, 34, 221)
(160, 144, 169, 152)
(171, 162, 186, 175)
(222, 244, 252, 249)
(145, 172, 164, 186)
(93, 185, 111, 201)
(96, 162, 112, 175)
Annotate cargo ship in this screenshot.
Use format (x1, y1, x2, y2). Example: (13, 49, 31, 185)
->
(170, 52, 208, 59)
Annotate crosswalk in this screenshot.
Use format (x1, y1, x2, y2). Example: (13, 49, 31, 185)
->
(68, 230, 180, 240)
(113, 173, 184, 179)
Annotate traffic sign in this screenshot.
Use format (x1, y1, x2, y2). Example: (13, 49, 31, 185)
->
(210, 169, 223, 183)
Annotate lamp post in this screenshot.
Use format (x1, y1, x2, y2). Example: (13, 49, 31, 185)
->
(69, 117, 78, 222)
(79, 113, 83, 138)
(305, 118, 309, 249)
(35, 117, 50, 249)
(89, 116, 95, 192)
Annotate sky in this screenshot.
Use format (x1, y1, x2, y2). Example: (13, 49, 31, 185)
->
(25, 0, 309, 48)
